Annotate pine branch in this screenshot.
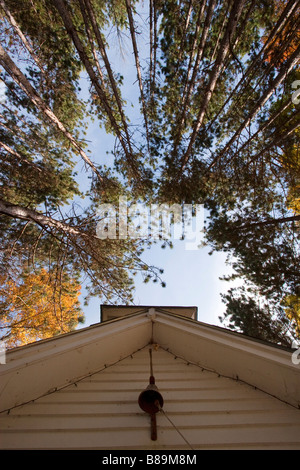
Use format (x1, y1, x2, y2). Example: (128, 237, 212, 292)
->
(203, 0, 300, 142)
(207, 43, 300, 172)
(238, 215, 300, 230)
(0, 198, 91, 239)
(0, 0, 46, 77)
(0, 43, 104, 183)
(0, 140, 43, 173)
(222, 100, 295, 164)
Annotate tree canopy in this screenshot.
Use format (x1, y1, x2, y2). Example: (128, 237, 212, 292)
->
(0, 0, 299, 346)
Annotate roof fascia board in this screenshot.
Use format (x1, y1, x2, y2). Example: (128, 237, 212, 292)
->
(154, 311, 293, 361)
(5, 310, 147, 357)
(0, 313, 151, 413)
(153, 311, 300, 408)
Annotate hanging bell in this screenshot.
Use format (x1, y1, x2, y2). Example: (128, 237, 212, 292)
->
(138, 375, 164, 441)
(138, 375, 164, 415)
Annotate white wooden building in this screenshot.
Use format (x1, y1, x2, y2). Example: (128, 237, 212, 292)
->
(1, 305, 300, 450)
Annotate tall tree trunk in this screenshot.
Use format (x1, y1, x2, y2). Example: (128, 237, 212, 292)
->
(80, 0, 134, 156)
(181, 0, 215, 112)
(124, 0, 150, 152)
(149, 0, 154, 99)
(180, 0, 246, 171)
(170, 0, 213, 161)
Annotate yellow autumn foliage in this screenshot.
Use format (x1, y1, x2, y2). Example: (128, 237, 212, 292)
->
(286, 134, 300, 216)
(286, 186, 300, 215)
(281, 128, 300, 215)
(0, 268, 83, 348)
(283, 294, 300, 339)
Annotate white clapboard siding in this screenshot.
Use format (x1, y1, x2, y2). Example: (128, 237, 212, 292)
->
(1, 346, 300, 449)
